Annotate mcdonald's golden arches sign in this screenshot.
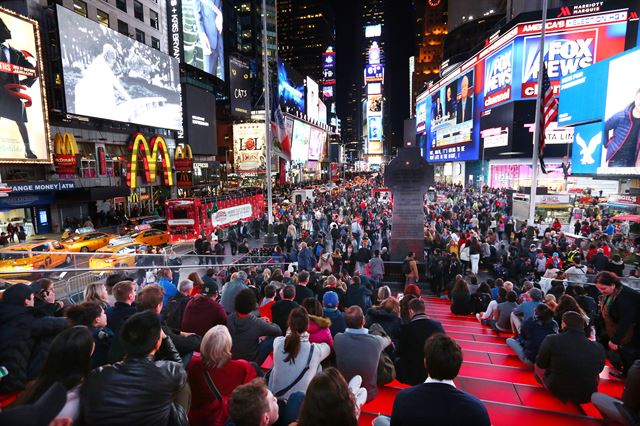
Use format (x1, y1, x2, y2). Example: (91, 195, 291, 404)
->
(127, 133, 174, 189)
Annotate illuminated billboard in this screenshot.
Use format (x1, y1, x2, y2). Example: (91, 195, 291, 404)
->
(278, 59, 305, 114)
(365, 24, 382, 38)
(233, 123, 265, 174)
(0, 7, 50, 163)
(417, 7, 629, 163)
(58, 6, 182, 130)
(365, 64, 384, 83)
(166, 0, 225, 80)
(308, 127, 326, 161)
(291, 119, 310, 163)
(306, 77, 319, 121)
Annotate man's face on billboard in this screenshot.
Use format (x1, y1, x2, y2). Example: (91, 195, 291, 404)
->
(460, 76, 469, 101)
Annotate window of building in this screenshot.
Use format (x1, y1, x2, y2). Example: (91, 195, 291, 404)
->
(151, 36, 160, 50)
(96, 9, 109, 27)
(149, 9, 159, 29)
(73, 0, 88, 17)
(117, 19, 128, 35)
(116, 0, 127, 12)
(135, 28, 145, 44)
(134, 0, 144, 21)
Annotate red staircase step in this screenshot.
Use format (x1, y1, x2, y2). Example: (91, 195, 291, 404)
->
(459, 362, 540, 386)
(457, 339, 517, 355)
(360, 386, 398, 416)
(463, 349, 492, 364)
(488, 353, 528, 368)
(385, 379, 411, 390)
(514, 383, 584, 415)
(358, 412, 377, 426)
(597, 377, 624, 398)
(483, 400, 606, 426)
(455, 376, 522, 405)
(440, 324, 501, 335)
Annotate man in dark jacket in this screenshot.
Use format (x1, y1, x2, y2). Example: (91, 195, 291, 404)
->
(377, 334, 491, 426)
(80, 311, 190, 426)
(0, 284, 68, 395)
(271, 285, 299, 334)
(345, 276, 372, 312)
(163, 279, 193, 331)
(396, 297, 445, 385)
(228, 227, 238, 256)
(592, 248, 610, 272)
(293, 270, 314, 304)
(535, 311, 606, 403)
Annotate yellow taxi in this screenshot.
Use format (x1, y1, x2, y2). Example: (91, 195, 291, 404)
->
(131, 228, 169, 247)
(89, 242, 143, 272)
(61, 231, 119, 252)
(0, 240, 71, 277)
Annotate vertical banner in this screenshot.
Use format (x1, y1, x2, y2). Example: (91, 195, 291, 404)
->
(229, 56, 251, 118)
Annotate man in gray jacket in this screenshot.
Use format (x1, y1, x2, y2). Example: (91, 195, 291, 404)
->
(221, 270, 249, 314)
(368, 250, 385, 285)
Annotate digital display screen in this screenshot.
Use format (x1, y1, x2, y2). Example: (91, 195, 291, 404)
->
(181, 0, 225, 80)
(291, 120, 310, 162)
(58, 6, 182, 130)
(308, 127, 326, 161)
(278, 59, 305, 115)
(183, 84, 216, 155)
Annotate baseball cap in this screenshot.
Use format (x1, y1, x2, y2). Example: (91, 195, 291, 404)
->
(202, 282, 219, 297)
(529, 288, 543, 301)
(0, 382, 66, 426)
(552, 252, 559, 257)
(322, 291, 339, 308)
(1, 284, 34, 306)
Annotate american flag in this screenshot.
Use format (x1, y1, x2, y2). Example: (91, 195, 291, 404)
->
(270, 86, 292, 161)
(538, 65, 558, 174)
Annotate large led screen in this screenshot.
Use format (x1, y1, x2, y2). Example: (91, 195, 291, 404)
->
(182, 0, 224, 80)
(278, 59, 305, 115)
(601, 49, 640, 174)
(57, 6, 182, 130)
(183, 84, 216, 155)
(291, 120, 310, 163)
(0, 7, 50, 162)
(308, 127, 325, 161)
(423, 71, 476, 162)
(306, 77, 319, 121)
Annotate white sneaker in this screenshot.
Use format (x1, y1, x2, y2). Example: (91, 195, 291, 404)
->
(354, 387, 368, 409)
(476, 313, 482, 322)
(348, 375, 362, 395)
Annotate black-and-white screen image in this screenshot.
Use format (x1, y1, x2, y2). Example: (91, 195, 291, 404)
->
(57, 5, 182, 130)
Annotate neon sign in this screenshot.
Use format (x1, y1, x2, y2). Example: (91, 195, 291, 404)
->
(127, 132, 174, 189)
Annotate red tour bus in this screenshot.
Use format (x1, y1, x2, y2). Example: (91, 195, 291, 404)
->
(165, 189, 265, 243)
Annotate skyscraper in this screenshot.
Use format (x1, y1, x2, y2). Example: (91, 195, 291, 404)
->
(277, 0, 335, 83)
(413, 0, 448, 106)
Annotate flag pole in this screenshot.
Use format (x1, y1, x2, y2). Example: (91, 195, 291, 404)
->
(262, 0, 277, 247)
(528, 0, 549, 229)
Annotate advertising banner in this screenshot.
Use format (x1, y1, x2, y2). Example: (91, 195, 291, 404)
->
(0, 7, 50, 162)
(183, 84, 216, 155)
(212, 203, 252, 227)
(127, 133, 174, 189)
(558, 59, 608, 125)
(233, 123, 265, 174)
(306, 77, 319, 121)
(483, 42, 513, 109)
(181, 0, 225, 80)
(368, 95, 382, 115)
(57, 6, 182, 130)
(229, 56, 251, 118)
(53, 133, 78, 174)
(308, 127, 326, 161)
(278, 59, 305, 114)
(368, 116, 382, 141)
(322, 47, 336, 86)
(291, 120, 310, 163)
(365, 64, 384, 83)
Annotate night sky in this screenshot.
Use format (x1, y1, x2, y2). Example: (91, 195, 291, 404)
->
(331, 0, 416, 150)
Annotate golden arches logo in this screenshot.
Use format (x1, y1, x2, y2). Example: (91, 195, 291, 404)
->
(53, 133, 78, 155)
(174, 144, 193, 160)
(127, 133, 174, 189)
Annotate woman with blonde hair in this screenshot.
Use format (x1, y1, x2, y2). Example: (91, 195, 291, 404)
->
(187, 325, 258, 426)
(83, 282, 109, 309)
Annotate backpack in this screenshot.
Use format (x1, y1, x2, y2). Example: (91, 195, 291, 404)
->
(401, 260, 411, 275)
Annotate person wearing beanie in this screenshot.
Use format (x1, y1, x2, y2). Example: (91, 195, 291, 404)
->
(0, 284, 68, 396)
(80, 311, 190, 425)
(322, 290, 346, 336)
(535, 311, 605, 403)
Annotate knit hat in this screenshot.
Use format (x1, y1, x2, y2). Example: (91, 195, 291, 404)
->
(1, 283, 33, 306)
(323, 291, 339, 308)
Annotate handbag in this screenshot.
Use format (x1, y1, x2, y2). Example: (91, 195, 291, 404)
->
(368, 323, 396, 385)
(272, 345, 315, 399)
(203, 370, 230, 426)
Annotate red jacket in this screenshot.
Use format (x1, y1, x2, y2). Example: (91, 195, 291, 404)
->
(181, 296, 227, 337)
(259, 299, 275, 321)
(187, 352, 257, 426)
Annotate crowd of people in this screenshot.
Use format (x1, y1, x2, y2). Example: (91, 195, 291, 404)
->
(0, 176, 640, 426)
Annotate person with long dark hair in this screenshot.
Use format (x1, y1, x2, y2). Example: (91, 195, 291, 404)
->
(11, 326, 94, 423)
(294, 368, 362, 426)
(268, 307, 330, 401)
(65, 302, 113, 368)
(449, 278, 472, 315)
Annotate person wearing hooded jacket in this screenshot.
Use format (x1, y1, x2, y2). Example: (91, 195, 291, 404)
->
(0, 284, 68, 397)
(604, 89, 640, 168)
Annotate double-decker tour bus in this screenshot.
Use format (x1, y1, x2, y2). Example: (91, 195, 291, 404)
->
(165, 188, 265, 243)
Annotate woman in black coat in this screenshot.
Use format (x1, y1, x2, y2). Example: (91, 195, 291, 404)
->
(450, 278, 472, 315)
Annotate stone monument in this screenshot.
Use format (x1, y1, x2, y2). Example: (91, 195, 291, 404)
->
(384, 147, 431, 262)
